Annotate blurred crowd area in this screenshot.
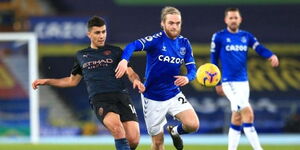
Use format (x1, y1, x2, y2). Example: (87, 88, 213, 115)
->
(0, 0, 300, 136)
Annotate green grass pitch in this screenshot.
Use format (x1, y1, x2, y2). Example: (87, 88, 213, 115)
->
(0, 144, 299, 150)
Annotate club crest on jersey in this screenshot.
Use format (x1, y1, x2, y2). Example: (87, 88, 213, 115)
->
(180, 47, 186, 55)
(226, 38, 231, 43)
(103, 50, 111, 55)
(161, 46, 167, 51)
(241, 36, 247, 43)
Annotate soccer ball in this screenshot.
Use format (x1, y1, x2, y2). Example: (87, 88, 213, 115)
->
(196, 63, 221, 87)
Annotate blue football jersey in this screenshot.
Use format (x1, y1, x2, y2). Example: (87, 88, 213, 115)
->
(122, 31, 196, 101)
(210, 29, 273, 82)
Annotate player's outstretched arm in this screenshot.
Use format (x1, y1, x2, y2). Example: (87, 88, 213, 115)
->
(115, 59, 128, 78)
(268, 54, 279, 67)
(126, 67, 145, 93)
(32, 74, 82, 90)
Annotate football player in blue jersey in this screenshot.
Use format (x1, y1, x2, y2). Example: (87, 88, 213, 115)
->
(210, 8, 279, 150)
(115, 6, 199, 150)
(32, 16, 145, 150)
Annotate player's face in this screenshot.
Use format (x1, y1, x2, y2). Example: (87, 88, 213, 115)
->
(161, 14, 182, 39)
(225, 11, 242, 32)
(87, 25, 107, 48)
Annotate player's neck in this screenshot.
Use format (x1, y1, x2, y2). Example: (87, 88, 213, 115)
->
(227, 27, 239, 33)
(90, 44, 104, 49)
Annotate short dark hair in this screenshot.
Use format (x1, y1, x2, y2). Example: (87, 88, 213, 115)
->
(225, 8, 241, 17)
(87, 16, 106, 31)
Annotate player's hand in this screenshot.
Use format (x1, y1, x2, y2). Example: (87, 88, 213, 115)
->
(174, 76, 189, 86)
(32, 79, 47, 90)
(268, 55, 279, 67)
(215, 85, 225, 96)
(115, 59, 128, 78)
(133, 80, 145, 93)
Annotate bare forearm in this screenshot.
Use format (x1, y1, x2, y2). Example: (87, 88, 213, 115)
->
(45, 77, 77, 87)
(128, 72, 141, 83)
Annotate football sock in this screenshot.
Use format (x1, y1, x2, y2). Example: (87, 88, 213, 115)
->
(228, 124, 242, 150)
(243, 123, 263, 150)
(175, 124, 189, 135)
(115, 138, 131, 150)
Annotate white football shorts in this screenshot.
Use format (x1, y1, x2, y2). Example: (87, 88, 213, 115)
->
(141, 92, 194, 136)
(222, 81, 250, 112)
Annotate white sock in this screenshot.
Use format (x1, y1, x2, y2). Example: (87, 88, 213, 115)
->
(228, 127, 241, 150)
(243, 125, 263, 150)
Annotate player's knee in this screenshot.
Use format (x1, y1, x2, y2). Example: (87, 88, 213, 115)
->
(104, 120, 124, 137)
(185, 120, 200, 133)
(127, 134, 139, 148)
(152, 139, 164, 148)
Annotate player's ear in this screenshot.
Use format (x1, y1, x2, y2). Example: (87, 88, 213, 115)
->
(160, 21, 164, 29)
(87, 32, 91, 39)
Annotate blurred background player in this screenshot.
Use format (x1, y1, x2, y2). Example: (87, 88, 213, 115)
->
(115, 6, 199, 150)
(210, 8, 279, 150)
(32, 16, 145, 150)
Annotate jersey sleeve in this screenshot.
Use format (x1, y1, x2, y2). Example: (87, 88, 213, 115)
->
(248, 33, 273, 59)
(210, 33, 221, 66)
(122, 33, 160, 61)
(71, 55, 82, 75)
(184, 39, 196, 81)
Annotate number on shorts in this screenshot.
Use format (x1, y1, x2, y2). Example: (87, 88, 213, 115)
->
(129, 104, 137, 114)
(178, 97, 187, 104)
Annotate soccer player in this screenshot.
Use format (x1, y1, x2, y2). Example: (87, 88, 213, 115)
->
(32, 16, 145, 150)
(210, 8, 279, 150)
(115, 6, 199, 150)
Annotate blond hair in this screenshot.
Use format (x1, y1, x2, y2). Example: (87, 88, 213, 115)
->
(161, 6, 181, 22)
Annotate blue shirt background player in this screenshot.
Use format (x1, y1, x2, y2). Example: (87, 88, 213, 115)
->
(211, 28, 274, 82)
(210, 8, 279, 150)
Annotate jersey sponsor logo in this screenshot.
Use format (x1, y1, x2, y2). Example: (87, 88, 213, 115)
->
(180, 47, 186, 55)
(225, 45, 248, 51)
(158, 55, 184, 64)
(82, 58, 113, 69)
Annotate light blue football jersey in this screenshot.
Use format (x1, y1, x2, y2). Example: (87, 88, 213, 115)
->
(122, 31, 196, 101)
(210, 29, 273, 82)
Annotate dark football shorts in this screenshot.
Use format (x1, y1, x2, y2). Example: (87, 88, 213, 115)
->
(90, 92, 138, 125)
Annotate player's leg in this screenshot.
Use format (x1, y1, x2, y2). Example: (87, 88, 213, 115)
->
(222, 82, 243, 150)
(103, 112, 130, 150)
(141, 95, 169, 150)
(241, 106, 263, 150)
(118, 93, 140, 150)
(228, 111, 242, 150)
(167, 92, 199, 150)
(91, 93, 131, 150)
(123, 121, 140, 150)
(151, 132, 165, 150)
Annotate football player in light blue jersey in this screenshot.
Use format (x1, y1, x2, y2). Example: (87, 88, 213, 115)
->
(210, 8, 279, 150)
(115, 6, 199, 150)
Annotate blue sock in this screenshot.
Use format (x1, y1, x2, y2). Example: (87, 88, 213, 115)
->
(115, 138, 130, 150)
(243, 123, 253, 127)
(177, 124, 189, 135)
(230, 123, 242, 131)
